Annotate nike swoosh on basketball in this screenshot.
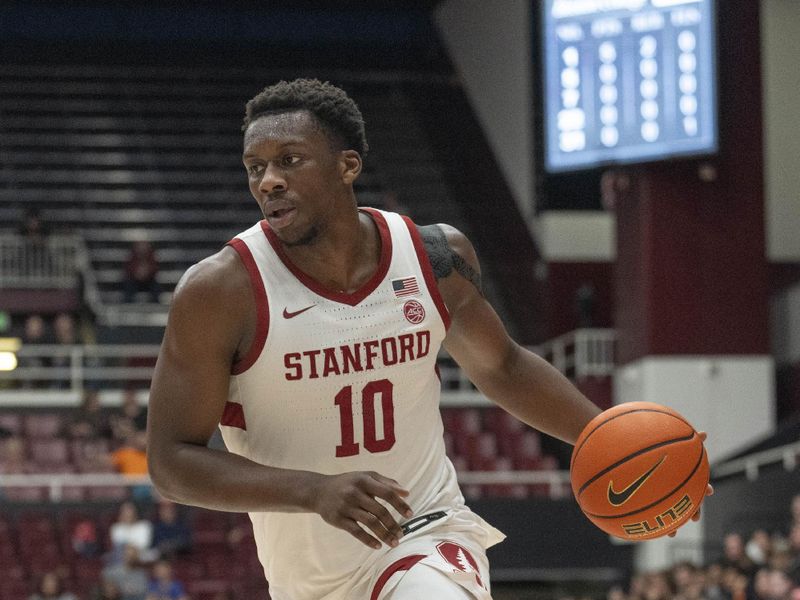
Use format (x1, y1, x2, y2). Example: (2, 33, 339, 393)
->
(607, 455, 666, 507)
(282, 305, 316, 319)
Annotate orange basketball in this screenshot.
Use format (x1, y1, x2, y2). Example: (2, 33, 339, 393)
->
(570, 401, 709, 541)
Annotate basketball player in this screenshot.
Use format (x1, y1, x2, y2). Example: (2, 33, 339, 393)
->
(146, 79, 675, 599)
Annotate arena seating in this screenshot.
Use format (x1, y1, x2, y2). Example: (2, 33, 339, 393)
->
(0, 64, 473, 314)
(0, 505, 265, 599)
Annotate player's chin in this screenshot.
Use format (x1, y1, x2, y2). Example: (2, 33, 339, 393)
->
(280, 225, 319, 247)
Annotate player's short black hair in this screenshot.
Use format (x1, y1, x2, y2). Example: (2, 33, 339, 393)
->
(243, 78, 368, 159)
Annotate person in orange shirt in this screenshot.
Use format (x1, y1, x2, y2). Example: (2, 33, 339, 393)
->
(112, 430, 150, 501)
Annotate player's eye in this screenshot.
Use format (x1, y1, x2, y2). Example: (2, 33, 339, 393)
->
(247, 164, 264, 176)
(282, 155, 301, 166)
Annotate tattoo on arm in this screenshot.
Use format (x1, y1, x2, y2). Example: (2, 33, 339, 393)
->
(417, 224, 482, 294)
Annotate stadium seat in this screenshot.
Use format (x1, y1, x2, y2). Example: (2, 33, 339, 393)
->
(187, 578, 230, 599)
(0, 414, 22, 435)
(23, 413, 63, 438)
(29, 437, 70, 466)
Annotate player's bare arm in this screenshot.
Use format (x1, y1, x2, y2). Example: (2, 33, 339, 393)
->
(146, 247, 411, 549)
(418, 223, 601, 444)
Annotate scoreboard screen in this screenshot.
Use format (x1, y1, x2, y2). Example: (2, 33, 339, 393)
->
(541, 0, 717, 173)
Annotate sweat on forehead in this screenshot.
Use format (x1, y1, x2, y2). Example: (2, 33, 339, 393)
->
(243, 110, 337, 148)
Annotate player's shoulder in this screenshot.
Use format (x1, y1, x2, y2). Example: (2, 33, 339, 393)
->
(171, 246, 249, 312)
(415, 222, 479, 276)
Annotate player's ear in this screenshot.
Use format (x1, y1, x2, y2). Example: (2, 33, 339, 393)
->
(339, 150, 362, 185)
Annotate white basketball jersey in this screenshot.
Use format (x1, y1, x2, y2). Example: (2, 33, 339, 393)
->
(220, 209, 502, 600)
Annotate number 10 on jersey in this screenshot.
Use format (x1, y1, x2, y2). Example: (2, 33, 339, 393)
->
(334, 379, 395, 457)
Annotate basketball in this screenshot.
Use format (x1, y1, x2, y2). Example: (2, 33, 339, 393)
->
(570, 402, 709, 541)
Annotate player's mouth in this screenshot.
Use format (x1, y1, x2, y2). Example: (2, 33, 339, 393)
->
(266, 206, 298, 229)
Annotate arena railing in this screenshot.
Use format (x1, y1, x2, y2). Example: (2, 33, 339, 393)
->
(536, 328, 616, 379)
(0, 232, 105, 317)
(0, 329, 616, 405)
(0, 233, 80, 289)
(712, 439, 800, 480)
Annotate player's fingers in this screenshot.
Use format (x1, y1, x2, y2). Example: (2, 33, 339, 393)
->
(353, 508, 400, 548)
(365, 474, 413, 518)
(368, 473, 411, 497)
(706, 483, 714, 496)
(341, 518, 382, 550)
(698, 431, 707, 442)
(361, 497, 404, 542)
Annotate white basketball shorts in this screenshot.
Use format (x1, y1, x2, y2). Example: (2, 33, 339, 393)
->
(368, 534, 494, 600)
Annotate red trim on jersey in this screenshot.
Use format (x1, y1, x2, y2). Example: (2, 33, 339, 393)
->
(220, 401, 246, 430)
(226, 238, 270, 375)
(401, 216, 452, 331)
(260, 209, 393, 307)
(370, 554, 426, 600)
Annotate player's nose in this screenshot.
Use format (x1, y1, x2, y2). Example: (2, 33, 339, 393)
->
(258, 163, 287, 195)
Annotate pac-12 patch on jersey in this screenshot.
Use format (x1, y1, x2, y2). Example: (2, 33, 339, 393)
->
(392, 276, 420, 297)
(403, 300, 426, 324)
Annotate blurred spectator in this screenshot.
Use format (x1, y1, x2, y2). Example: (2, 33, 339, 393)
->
(606, 584, 626, 600)
(123, 241, 161, 303)
(628, 572, 646, 599)
(17, 314, 51, 388)
(747, 529, 773, 568)
(112, 390, 148, 439)
(112, 432, 148, 476)
(770, 537, 793, 573)
(765, 567, 794, 600)
(723, 532, 756, 576)
(49, 312, 81, 389)
(27, 570, 78, 600)
(90, 578, 123, 600)
(102, 545, 149, 600)
(151, 500, 191, 559)
(787, 523, 800, 582)
(145, 560, 189, 600)
(789, 495, 800, 532)
(69, 388, 114, 440)
(71, 518, 100, 558)
(18, 208, 54, 282)
(19, 207, 50, 242)
(0, 435, 28, 473)
(111, 430, 151, 501)
(669, 562, 700, 599)
(704, 562, 726, 600)
(642, 571, 672, 600)
(109, 501, 154, 562)
(721, 566, 749, 600)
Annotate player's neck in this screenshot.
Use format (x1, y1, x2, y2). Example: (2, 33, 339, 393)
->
(282, 209, 380, 294)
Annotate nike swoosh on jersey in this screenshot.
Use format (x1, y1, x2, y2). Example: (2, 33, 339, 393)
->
(607, 455, 666, 507)
(282, 305, 316, 319)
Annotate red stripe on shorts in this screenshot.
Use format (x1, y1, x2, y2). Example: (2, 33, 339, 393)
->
(370, 554, 426, 600)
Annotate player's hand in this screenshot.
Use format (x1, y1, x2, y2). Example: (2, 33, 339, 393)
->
(312, 471, 413, 549)
(669, 431, 713, 537)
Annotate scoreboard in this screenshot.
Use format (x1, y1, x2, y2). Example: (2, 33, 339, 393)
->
(541, 0, 717, 172)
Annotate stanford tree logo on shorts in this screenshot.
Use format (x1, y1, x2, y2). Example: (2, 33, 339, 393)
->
(402, 300, 425, 324)
(436, 541, 485, 590)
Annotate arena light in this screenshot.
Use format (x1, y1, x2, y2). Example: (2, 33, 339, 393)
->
(0, 352, 17, 371)
(0, 338, 21, 372)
